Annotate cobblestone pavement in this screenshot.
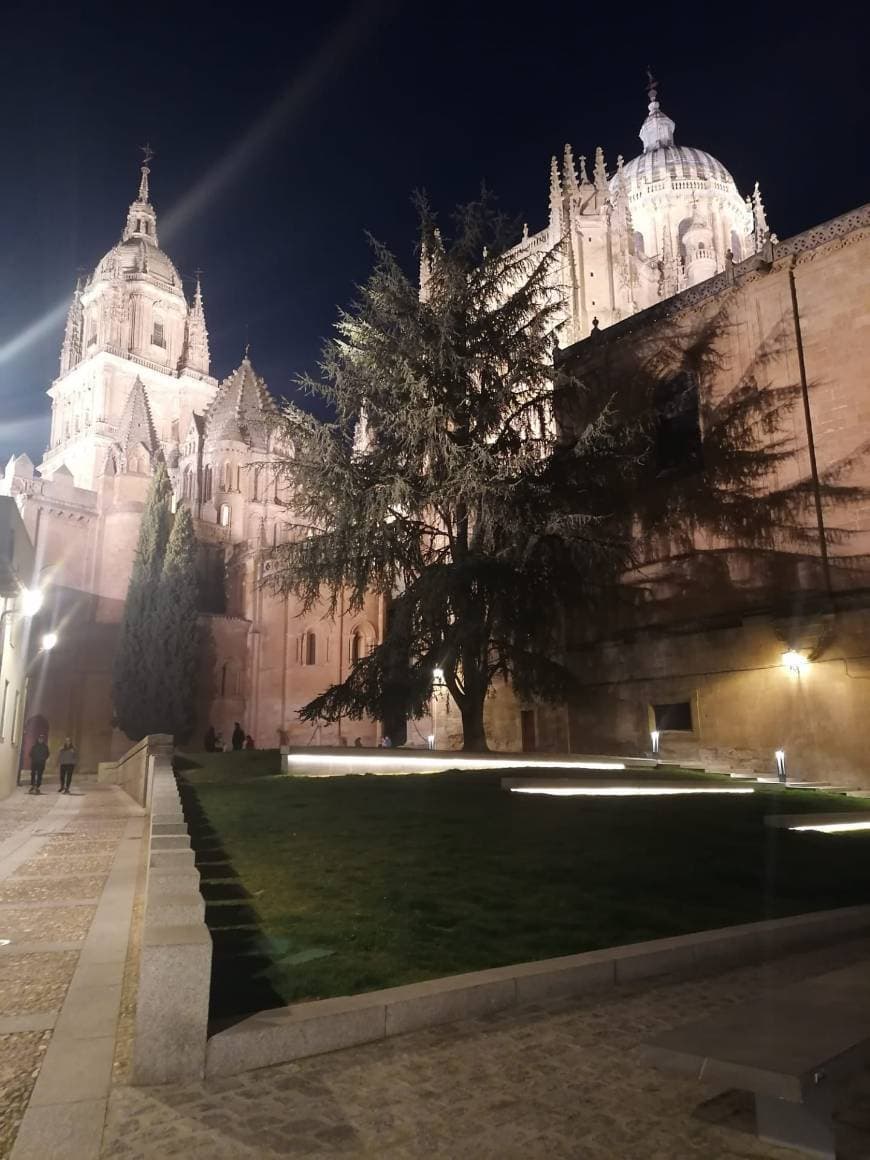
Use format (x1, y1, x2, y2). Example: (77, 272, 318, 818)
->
(102, 938, 870, 1160)
(0, 784, 140, 1159)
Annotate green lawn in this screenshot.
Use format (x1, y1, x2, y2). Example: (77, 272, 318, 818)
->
(177, 750, 870, 1008)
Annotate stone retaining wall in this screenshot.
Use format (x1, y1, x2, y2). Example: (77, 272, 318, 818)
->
(205, 904, 870, 1078)
(130, 746, 213, 1084)
(97, 733, 173, 808)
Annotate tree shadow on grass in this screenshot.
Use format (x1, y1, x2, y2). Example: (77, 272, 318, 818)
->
(176, 772, 288, 1033)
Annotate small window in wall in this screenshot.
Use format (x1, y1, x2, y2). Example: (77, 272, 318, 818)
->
(304, 631, 317, 666)
(653, 701, 693, 732)
(170, 494, 178, 514)
(203, 466, 213, 502)
(152, 319, 165, 348)
(350, 629, 362, 665)
(219, 503, 231, 528)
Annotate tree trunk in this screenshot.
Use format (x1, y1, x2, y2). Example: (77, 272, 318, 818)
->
(460, 694, 489, 752)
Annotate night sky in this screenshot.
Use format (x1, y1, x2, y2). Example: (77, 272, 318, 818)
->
(0, 1, 865, 466)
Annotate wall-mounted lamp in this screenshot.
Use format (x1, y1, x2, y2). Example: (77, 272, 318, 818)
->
(781, 650, 808, 674)
(41, 632, 58, 652)
(650, 729, 660, 755)
(432, 667, 444, 682)
(775, 748, 787, 783)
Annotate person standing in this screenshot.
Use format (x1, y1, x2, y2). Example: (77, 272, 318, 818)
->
(204, 725, 216, 753)
(58, 738, 78, 794)
(231, 722, 245, 751)
(29, 735, 50, 794)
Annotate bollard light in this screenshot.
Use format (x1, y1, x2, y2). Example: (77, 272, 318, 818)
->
(650, 730, 660, 755)
(775, 748, 787, 783)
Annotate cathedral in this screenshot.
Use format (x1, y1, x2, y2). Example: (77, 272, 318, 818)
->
(2, 82, 868, 781)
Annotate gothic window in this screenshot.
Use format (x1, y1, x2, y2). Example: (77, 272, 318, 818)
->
(87, 323, 97, 347)
(182, 468, 192, 499)
(252, 468, 260, 501)
(170, 494, 178, 515)
(219, 503, 231, 528)
(152, 319, 165, 348)
(350, 629, 362, 665)
(654, 372, 703, 476)
(222, 462, 231, 491)
(303, 631, 317, 666)
(203, 465, 213, 502)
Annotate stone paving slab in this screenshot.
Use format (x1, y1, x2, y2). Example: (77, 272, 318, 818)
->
(101, 939, 870, 1160)
(0, 906, 96, 943)
(0, 876, 105, 903)
(0, 952, 79, 1016)
(0, 1032, 50, 1160)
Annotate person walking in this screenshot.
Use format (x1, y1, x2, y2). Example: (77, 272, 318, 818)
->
(29, 735, 50, 794)
(231, 722, 245, 751)
(204, 725, 216, 753)
(57, 738, 78, 794)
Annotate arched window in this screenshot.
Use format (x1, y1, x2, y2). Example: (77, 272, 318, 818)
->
(220, 661, 239, 697)
(350, 629, 363, 665)
(152, 319, 165, 348)
(222, 462, 232, 491)
(182, 467, 191, 498)
(252, 468, 260, 501)
(170, 494, 178, 514)
(203, 465, 213, 502)
(303, 631, 317, 666)
(219, 503, 231, 528)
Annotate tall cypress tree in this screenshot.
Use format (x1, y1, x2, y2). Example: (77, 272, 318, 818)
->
(155, 504, 201, 742)
(112, 462, 172, 740)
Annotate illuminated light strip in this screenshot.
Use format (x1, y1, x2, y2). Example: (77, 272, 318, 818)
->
(285, 754, 627, 772)
(510, 786, 755, 797)
(789, 821, 870, 833)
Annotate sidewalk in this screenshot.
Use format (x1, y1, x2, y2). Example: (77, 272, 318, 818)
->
(0, 781, 145, 1160)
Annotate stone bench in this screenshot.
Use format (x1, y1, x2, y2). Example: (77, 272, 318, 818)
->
(641, 962, 870, 1158)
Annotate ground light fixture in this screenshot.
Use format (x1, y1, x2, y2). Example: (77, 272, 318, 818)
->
(789, 820, 870, 834)
(781, 650, 808, 673)
(509, 786, 755, 797)
(284, 753, 628, 773)
(41, 631, 58, 651)
(650, 729, 660, 755)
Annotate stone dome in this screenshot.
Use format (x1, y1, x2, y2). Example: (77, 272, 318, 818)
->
(93, 237, 182, 290)
(619, 144, 736, 193)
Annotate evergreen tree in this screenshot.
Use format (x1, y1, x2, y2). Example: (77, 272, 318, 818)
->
(155, 505, 201, 742)
(265, 194, 862, 750)
(112, 462, 173, 739)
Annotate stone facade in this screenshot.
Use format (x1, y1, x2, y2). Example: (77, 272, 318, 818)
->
(0, 499, 36, 798)
(545, 206, 870, 785)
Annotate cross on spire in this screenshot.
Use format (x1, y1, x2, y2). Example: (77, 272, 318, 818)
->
(137, 143, 154, 203)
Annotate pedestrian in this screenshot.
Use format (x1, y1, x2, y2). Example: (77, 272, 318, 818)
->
(204, 724, 216, 753)
(29, 735, 50, 794)
(214, 732, 225, 752)
(353, 737, 363, 748)
(379, 735, 392, 748)
(57, 737, 78, 794)
(232, 722, 245, 751)
(244, 734, 255, 750)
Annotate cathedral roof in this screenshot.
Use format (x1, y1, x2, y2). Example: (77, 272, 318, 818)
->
(204, 355, 276, 448)
(116, 377, 159, 457)
(617, 77, 737, 195)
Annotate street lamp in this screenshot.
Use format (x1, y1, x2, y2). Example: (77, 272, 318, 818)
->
(781, 650, 808, 674)
(20, 588, 44, 617)
(41, 632, 58, 652)
(431, 668, 445, 750)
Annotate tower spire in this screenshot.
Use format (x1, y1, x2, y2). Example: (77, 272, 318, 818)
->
(123, 146, 158, 244)
(548, 155, 562, 228)
(593, 147, 608, 193)
(182, 269, 211, 376)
